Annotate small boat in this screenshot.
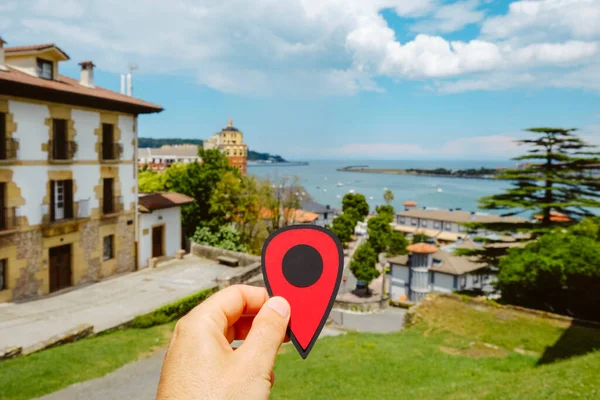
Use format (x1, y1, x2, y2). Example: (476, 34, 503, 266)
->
(323, 189, 327, 192)
(336, 194, 341, 199)
(349, 189, 355, 194)
(337, 182, 344, 187)
(369, 196, 374, 200)
(383, 187, 388, 191)
(437, 188, 443, 193)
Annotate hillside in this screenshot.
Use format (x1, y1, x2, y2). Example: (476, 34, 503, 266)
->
(138, 137, 286, 162)
(272, 294, 600, 399)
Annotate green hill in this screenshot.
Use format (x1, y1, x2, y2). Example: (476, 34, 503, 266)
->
(138, 137, 286, 162)
(272, 294, 600, 399)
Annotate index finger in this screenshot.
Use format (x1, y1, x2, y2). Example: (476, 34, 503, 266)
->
(187, 285, 270, 335)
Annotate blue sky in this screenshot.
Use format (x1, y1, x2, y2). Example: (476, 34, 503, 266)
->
(2, 0, 600, 160)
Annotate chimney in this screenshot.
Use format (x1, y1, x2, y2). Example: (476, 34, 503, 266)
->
(120, 74, 125, 94)
(0, 37, 7, 72)
(126, 73, 132, 96)
(78, 61, 95, 88)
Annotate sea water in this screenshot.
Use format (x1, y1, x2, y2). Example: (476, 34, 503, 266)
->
(248, 159, 513, 213)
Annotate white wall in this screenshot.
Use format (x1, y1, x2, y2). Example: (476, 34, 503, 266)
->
(432, 272, 455, 293)
(71, 109, 100, 160)
(9, 100, 49, 161)
(7, 57, 37, 76)
(119, 115, 135, 161)
(139, 207, 182, 268)
(119, 164, 135, 212)
(389, 264, 410, 300)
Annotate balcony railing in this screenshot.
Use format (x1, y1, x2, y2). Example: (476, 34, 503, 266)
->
(48, 140, 77, 162)
(0, 138, 18, 161)
(101, 196, 124, 215)
(0, 207, 19, 231)
(41, 199, 91, 224)
(101, 143, 123, 162)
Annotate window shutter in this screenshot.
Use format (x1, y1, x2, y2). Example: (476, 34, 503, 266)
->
(50, 181, 55, 222)
(65, 180, 74, 219)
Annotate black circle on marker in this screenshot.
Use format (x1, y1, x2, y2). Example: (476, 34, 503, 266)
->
(282, 244, 323, 288)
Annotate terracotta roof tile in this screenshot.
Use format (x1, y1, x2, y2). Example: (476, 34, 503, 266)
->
(5, 43, 70, 60)
(0, 66, 163, 114)
(406, 243, 438, 254)
(138, 192, 194, 213)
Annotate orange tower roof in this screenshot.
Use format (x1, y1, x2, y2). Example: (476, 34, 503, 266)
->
(406, 243, 438, 254)
(403, 201, 417, 207)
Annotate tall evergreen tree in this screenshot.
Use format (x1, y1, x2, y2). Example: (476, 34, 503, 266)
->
(461, 128, 600, 264)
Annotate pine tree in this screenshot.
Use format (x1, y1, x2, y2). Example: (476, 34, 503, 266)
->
(461, 128, 600, 264)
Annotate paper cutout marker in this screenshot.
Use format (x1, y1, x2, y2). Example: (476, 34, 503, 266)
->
(261, 225, 344, 359)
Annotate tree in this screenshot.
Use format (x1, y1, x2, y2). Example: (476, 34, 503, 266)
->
(330, 213, 355, 246)
(387, 231, 409, 257)
(383, 189, 394, 205)
(191, 225, 246, 252)
(342, 193, 369, 222)
(462, 128, 600, 264)
(367, 215, 392, 254)
(350, 242, 380, 293)
(375, 205, 394, 224)
(412, 233, 431, 244)
(138, 170, 166, 192)
(497, 217, 600, 321)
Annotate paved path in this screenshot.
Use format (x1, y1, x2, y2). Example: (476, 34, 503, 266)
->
(329, 307, 406, 333)
(0, 255, 229, 352)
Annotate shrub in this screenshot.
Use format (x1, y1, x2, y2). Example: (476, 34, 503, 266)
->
(130, 287, 218, 328)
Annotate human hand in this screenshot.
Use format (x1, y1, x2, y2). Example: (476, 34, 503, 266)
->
(156, 285, 291, 399)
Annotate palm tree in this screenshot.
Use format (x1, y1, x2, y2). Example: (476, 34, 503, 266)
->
(383, 189, 394, 205)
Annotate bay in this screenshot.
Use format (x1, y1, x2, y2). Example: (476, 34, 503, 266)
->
(248, 159, 513, 213)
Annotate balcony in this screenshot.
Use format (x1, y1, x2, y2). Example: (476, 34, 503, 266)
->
(48, 140, 77, 163)
(40, 199, 91, 237)
(0, 207, 19, 232)
(101, 196, 124, 216)
(100, 143, 123, 163)
(0, 138, 18, 162)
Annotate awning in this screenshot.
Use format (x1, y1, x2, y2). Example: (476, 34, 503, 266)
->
(394, 225, 416, 233)
(415, 228, 441, 237)
(436, 231, 466, 242)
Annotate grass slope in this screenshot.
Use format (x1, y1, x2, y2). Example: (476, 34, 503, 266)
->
(272, 296, 600, 399)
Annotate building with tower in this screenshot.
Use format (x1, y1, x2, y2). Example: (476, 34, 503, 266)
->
(203, 119, 248, 175)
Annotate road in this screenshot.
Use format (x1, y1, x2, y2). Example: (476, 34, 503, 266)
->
(0, 255, 229, 352)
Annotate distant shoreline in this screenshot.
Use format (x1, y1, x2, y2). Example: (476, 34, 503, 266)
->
(248, 161, 309, 167)
(337, 166, 503, 180)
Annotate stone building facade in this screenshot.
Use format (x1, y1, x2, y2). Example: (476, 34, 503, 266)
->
(203, 119, 248, 175)
(0, 39, 162, 302)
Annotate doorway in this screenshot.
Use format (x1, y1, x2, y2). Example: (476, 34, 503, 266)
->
(49, 244, 72, 292)
(152, 225, 164, 258)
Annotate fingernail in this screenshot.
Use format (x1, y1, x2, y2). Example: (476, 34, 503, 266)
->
(267, 296, 290, 318)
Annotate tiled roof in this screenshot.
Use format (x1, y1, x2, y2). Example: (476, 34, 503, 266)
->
(138, 192, 194, 213)
(259, 207, 319, 223)
(387, 246, 486, 276)
(406, 243, 438, 254)
(534, 211, 571, 222)
(5, 43, 69, 59)
(0, 66, 163, 114)
(300, 199, 330, 214)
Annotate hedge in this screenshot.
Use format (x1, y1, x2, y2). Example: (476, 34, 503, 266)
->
(130, 286, 219, 329)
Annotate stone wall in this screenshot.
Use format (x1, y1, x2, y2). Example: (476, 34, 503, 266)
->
(78, 219, 101, 283)
(10, 230, 44, 300)
(191, 242, 260, 267)
(216, 262, 262, 287)
(115, 216, 135, 274)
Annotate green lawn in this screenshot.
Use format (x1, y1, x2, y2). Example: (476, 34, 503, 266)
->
(1, 294, 599, 400)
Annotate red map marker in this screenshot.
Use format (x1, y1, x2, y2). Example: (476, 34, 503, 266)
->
(262, 225, 343, 359)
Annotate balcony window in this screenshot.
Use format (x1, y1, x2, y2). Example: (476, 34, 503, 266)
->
(50, 180, 74, 222)
(421, 220, 428, 227)
(433, 221, 441, 229)
(50, 119, 76, 161)
(37, 58, 53, 80)
(101, 123, 120, 161)
(103, 178, 114, 214)
(444, 222, 452, 231)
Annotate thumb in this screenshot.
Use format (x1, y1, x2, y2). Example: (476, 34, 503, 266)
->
(237, 296, 290, 372)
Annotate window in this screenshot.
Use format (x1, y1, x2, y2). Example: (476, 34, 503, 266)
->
(461, 275, 467, 289)
(0, 259, 6, 290)
(37, 58, 53, 80)
(0, 112, 6, 160)
(103, 178, 114, 214)
(474, 274, 480, 284)
(0, 182, 6, 230)
(103, 235, 114, 261)
(50, 180, 73, 221)
(421, 220, 428, 227)
(399, 217, 405, 224)
(433, 221, 441, 229)
(52, 119, 69, 160)
(102, 123, 115, 160)
(411, 218, 418, 226)
(444, 222, 452, 231)
(453, 276, 458, 289)
(430, 272, 435, 285)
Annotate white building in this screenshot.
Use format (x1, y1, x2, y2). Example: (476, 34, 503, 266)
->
(0, 38, 162, 302)
(138, 144, 201, 172)
(388, 242, 496, 303)
(138, 192, 193, 268)
(394, 208, 527, 243)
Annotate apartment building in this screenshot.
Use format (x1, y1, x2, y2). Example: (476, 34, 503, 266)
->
(203, 119, 248, 175)
(138, 144, 201, 172)
(0, 38, 162, 302)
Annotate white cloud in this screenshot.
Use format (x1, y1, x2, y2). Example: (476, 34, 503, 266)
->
(1, 0, 599, 95)
(411, 0, 485, 33)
